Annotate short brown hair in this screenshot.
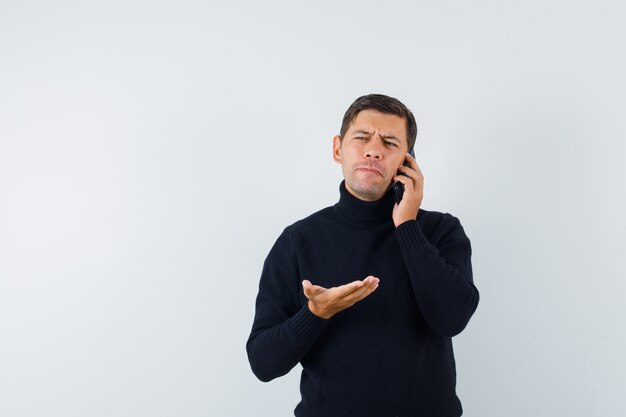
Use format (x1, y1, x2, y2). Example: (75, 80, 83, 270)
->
(339, 94, 418, 150)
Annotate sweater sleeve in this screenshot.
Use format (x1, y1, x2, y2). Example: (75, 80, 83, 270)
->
(246, 228, 329, 382)
(395, 215, 479, 338)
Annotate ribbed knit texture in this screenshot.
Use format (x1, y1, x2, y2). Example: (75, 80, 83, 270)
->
(247, 181, 479, 417)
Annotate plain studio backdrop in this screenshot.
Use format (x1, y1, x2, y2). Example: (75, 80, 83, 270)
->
(1, 1, 625, 416)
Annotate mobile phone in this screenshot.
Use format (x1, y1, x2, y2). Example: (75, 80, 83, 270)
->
(393, 148, 415, 204)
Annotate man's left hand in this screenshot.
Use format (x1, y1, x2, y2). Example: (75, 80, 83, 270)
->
(392, 152, 424, 227)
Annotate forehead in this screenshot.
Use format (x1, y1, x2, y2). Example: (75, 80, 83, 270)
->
(347, 109, 407, 139)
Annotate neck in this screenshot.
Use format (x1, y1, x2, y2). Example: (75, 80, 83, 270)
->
(334, 180, 395, 227)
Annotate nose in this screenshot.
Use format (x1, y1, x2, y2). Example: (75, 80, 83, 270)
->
(364, 141, 383, 159)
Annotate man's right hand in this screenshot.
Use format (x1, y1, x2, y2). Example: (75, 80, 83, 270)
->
(302, 276, 380, 320)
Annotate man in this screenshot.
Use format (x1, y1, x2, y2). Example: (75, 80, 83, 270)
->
(246, 94, 479, 416)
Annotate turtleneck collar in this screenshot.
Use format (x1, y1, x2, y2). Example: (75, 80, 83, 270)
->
(334, 180, 396, 227)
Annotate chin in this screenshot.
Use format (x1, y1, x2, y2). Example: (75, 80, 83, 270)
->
(348, 180, 388, 201)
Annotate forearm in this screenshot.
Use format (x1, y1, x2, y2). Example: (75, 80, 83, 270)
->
(396, 219, 479, 337)
(246, 305, 328, 382)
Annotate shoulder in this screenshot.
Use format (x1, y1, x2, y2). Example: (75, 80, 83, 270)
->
(417, 207, 462, 226)
(262, 204, 338, 265)
(269, 204, 345, 256)
(284, 205, 336, 234)
(417, 208, 469, 241)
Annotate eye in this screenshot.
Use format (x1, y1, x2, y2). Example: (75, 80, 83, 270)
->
(384, 141, 398, 147)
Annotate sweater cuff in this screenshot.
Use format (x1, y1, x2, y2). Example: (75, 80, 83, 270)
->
(289, 305, 329, 344)
(395, 220, 431, 251)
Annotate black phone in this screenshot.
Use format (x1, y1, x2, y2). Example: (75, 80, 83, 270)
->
(393, 148, 415, 204)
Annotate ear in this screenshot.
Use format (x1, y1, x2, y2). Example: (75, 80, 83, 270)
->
(332, 135, 342, 164)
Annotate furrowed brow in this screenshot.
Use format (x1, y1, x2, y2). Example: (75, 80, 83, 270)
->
(352, 129, 373, 136)
(379, 133, 400, 141)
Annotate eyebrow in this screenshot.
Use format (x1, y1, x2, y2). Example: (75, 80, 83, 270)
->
(352, 129, 401, 141)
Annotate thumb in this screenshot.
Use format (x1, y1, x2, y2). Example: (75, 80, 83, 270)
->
(302, 280, 323, 298)
(302, 280, 312, 297)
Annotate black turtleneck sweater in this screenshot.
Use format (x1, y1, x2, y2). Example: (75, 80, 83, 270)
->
(247, 182, 479, 417)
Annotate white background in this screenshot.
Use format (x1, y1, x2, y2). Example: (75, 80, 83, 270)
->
(1, 1, 625, 416)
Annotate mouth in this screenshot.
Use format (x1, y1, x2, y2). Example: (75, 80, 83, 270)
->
(355, 166, 383, 176)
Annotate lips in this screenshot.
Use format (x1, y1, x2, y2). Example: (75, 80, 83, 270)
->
(355, 165, 383, 176)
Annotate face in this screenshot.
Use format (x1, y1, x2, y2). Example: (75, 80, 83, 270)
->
(333, 109, 409, 201)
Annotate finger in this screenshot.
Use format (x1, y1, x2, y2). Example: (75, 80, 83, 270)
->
(334, 280, 365, 297)
(396, 164, 418, 179)
(398, 157, 423, 178)
(303, 280, 325, 291)
(338, 280, 365, 291)
(343, 276, 379, 297)
(393, 174, 410, 183)
(393, 174, 414, 192)
(404, 152, 419, 170)
(302, 280, 325, 297)
(407, 156, 423, 178)
(342, 280, 379, 303)
(362, 275, 380, 285)
(302, 281, 313, 298)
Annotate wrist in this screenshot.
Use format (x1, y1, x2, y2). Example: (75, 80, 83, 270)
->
(394, 211, 419, 227)
(308, 301, 332, 320)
